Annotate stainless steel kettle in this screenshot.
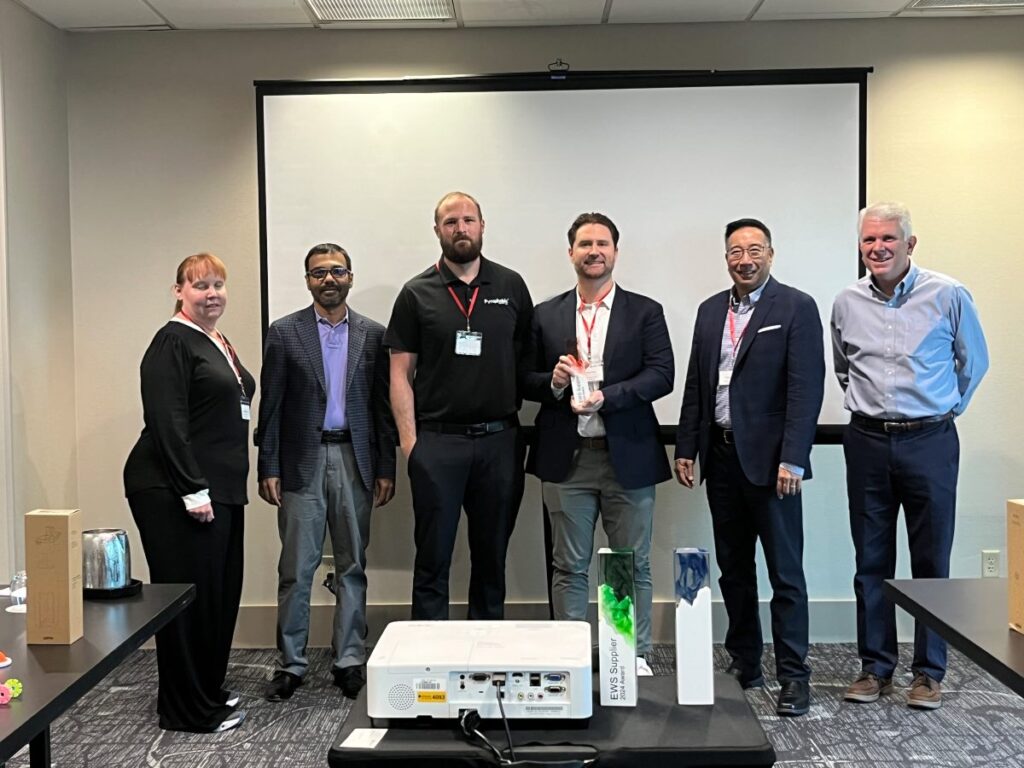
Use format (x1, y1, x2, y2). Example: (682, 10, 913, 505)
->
(82, 528, 131, 591)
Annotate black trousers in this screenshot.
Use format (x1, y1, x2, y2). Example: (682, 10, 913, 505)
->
(408, 427, 523, 620)
(706, 439, 811, 683)
(845, 420, 958, 681)
(128, 488, 244, 732)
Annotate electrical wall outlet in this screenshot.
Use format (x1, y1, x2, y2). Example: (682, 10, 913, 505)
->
(982, 549, 1001, 578)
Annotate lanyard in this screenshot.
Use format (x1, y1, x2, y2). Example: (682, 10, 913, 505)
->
(727, 304, 751, 356)
(176, 312, 244, 388)
(437, 263, 479, 331)
(578, 284, 613, 358)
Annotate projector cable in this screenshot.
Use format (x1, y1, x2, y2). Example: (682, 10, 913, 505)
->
(495, 678, 517, 762)
(459, 708, 507, 765)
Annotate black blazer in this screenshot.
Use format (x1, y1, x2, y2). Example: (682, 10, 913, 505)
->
(524, 286, 674, 490)
(675, 277, 824, 486)
(256, 305, 397, 493)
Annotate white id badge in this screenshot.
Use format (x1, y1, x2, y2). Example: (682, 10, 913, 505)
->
(586, 363, 604, 384)
(718, 370, 733, 387)
(241, 401, 251, 420)
(455, 330, 483, 356)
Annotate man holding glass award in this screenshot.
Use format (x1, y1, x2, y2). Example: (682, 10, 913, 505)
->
(524, 212, 674, 676)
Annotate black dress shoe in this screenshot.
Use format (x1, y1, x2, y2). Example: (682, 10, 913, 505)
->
(725, 664, 765, 689)
(265, 671, 302, 702)
(334, 665, 366, 699)
(776, 680, 810, 716)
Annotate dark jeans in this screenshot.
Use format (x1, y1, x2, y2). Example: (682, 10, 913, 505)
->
(706, 440, 810, 683)
(845, 419, 959, 681)
(408, 427, 524, 620)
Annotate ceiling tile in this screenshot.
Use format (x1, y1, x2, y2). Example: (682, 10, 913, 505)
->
(148, 0, 312, 28)
(608, 0, 759, 24)
(17, 0, 165, 29)
(755, 0, 906, 19)
(460, 0, 605, 27)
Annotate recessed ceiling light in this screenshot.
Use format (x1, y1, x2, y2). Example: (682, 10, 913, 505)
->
(306, 0, 455, 23)
(908, 0, 1024, 8)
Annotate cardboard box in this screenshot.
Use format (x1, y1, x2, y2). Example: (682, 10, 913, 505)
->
(25, 509, 83, 645)
(597, 548, 637, 707)
(1010, 500, 1024, 635)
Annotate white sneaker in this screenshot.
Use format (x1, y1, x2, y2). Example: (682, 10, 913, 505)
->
(225, 692, 240, 708)
(214, 710, 246, 733)
(636, 657, 653, 677)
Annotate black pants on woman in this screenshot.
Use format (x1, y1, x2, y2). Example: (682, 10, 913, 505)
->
(128, 488, 244, 732)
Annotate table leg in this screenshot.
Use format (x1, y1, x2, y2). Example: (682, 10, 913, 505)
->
(29, 727, 50, 768)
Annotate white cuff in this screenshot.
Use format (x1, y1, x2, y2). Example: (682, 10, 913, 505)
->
(182, 489, 211, 510)
(552, 384, 566, 400)
(779, 463, 805, 478)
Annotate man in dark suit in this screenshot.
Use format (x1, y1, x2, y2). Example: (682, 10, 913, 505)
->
(257, 243, 396, 702)
(675, 218, 824, 716)
(524, 212, 674, 673)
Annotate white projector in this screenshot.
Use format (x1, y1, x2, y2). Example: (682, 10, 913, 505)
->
(367, 620, 593, 720)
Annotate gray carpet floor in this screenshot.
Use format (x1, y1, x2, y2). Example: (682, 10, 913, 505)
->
(7, 643, 1024, 767)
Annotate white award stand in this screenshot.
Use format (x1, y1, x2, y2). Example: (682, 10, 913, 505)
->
(674, 547, 714, 705)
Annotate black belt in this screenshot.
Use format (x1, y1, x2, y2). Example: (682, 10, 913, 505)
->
(712, 425, 736, 445)
(418, 418, 517, 438)
(851, 412, 952, 434)
(579, 436, 608, 450)
(321, 429, 352, 444)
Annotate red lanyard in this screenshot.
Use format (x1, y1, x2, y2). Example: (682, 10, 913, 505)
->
(179, 311, 242, 382)
(578, 284, 613, 358)
(437, 263, 479, 330)
(727, 304, 749, 355)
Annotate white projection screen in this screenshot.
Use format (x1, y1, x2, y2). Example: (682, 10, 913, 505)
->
(258, 70, 868, 428)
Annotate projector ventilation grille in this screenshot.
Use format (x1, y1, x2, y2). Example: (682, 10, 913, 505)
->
(387, 684, 416, 711)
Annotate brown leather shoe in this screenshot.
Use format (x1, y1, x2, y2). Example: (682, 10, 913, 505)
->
(844, 671, 893, 703)
(907, 673, 942, 710)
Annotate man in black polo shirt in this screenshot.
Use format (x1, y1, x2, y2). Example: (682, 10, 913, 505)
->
(386, 191, 533, 620)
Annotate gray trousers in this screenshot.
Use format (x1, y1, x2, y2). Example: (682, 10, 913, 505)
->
(276, 442, 372, 676)
(545, 446, 656, 655)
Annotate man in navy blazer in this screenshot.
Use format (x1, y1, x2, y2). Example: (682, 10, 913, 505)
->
(257, 243, 396, 702)
(524, 212, 674, 673)
(675, 218, 824, 716)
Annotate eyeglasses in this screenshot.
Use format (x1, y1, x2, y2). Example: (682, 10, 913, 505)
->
(307, 266, 351, 281)
(726, 245, 769, 260)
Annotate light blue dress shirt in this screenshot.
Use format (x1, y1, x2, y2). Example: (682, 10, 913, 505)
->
(317, 310, 349, 430)
(831, 263, 989, 420)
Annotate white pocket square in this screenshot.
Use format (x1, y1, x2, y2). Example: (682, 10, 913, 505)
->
(757, 324, 782, 334)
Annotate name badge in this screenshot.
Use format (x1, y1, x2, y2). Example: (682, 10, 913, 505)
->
(455, 330, 483, 357)
(586, 363, 604, 384)
(718, 370, 733, 387)
(241, 394, 251, 421)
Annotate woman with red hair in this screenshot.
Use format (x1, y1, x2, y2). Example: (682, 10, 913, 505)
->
(124, 253, 255, 733)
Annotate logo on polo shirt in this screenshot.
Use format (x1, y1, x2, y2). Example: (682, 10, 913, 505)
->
(483, 298, 510, 305)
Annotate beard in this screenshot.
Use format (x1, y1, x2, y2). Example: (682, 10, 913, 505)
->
(441, 234, 483, 264)
(314, 284, 348, 308)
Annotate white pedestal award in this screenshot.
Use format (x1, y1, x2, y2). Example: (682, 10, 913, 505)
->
(674, 547, 714, 705)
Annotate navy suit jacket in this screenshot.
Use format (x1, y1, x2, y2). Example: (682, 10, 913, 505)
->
(524, 286, 674, 490)
(675, 277, 824, 486)
(256, 305, 397, 493)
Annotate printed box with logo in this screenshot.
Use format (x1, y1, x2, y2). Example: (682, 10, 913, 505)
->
(25, 508, 84, 645)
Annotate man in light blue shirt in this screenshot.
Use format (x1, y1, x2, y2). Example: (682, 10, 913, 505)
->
(831, 202, 988, 711)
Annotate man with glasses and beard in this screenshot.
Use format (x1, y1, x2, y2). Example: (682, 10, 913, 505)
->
(386, 192, 534, 620)
(258, 243, 396, 702)
(675, 218, 824, 717)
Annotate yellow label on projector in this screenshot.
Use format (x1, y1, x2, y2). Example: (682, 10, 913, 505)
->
(417, 690, 447, 703)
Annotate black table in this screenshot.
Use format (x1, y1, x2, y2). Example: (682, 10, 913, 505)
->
(0, 583, 194, 767)
(329, 672, 775, 767)
(884, 577, 1024, 698)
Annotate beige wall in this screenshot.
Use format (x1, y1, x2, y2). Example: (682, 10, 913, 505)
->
(0, 0, 76, 574)
(43, 17, 1024, 641)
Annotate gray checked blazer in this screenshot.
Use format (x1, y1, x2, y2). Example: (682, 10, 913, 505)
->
(256, 304, 397, 493)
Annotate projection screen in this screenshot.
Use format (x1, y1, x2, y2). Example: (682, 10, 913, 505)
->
(258, 69, 868, 426)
